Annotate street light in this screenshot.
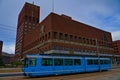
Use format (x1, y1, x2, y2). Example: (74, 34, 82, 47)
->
(96, 39, 101, 72)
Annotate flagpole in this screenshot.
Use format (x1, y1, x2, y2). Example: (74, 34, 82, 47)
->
(52, 0, 54, 12)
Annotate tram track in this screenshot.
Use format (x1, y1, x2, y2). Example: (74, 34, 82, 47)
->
(0, 67, 119, 77)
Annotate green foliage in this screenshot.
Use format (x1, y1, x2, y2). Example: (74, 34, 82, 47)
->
(0, 56, 5, 66)
(12, 61, 22, 66)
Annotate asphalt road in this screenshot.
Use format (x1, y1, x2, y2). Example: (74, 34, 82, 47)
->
(0, 68, 120, 80)
(0, 72, 23, 77)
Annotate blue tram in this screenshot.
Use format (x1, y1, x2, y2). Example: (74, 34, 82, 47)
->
(22, 54, 111, 77)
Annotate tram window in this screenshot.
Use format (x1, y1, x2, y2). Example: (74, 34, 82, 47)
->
(100, 60, 104, 64)
(104, 60, 110, 64)
(74, 59, 81, 65)
(42, 58, 53, 66)
(108, 60, 110, 64)
(94, 60, 98, 65)
(87, 59, 93, 65)
(104, 60, 107, 64)
(65, 59, 73, 66)
(29, 58, 36, 66)
(54, 58, 63, 66)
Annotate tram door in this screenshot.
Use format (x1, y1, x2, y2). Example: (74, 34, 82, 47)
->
(54, 58, 64, 74)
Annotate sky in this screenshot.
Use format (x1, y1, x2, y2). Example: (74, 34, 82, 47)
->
(0, 0, 120, 54)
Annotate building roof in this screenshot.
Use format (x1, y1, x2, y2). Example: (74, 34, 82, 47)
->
(43, 12, 111, 33)
(113, 40, 120, 42)
(2, 52, 14, 57)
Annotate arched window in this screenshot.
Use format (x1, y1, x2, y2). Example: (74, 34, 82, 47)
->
(54, 32, 57, 39)
(65, 34, 68, 40)
(59, 33, 63, 40)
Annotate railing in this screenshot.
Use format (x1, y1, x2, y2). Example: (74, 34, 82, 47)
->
(23, 39, 113, 54)
(0, 68, 22, 74)
(44, 50, 113, 57)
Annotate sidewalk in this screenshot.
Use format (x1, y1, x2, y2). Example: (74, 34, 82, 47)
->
(112, 64, 120, 69)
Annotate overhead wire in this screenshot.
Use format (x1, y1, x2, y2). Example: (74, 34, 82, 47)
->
(0, 24, 17, 53)
(0, 23, 16, 28)
(0, 23, 16, 41)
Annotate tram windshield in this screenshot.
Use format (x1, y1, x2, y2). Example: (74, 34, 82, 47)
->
(23, 58, 28, 67)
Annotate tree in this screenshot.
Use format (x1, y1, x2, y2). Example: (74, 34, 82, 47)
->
(12, 61, 22, 67)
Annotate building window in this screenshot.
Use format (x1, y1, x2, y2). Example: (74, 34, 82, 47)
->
(29, 16, 31, 22)
(28, 29, 31, 32)
(70, 35, 73, 41)
(70, 48, 74, 51)
(29, 26, 31, 28)
(103, 32, 108, 41)
(65, 34, 68, 40)
(59, 47, 64, 51)
(45, 34, 47, 40)
(93, 40, 96, 45)
(83, 38, 86, 43)
(83, 49, 85, 52)
(59, 33, 63, 40)
(79, 37, 82, 43)
(24, 15, 28, 21)
(54, 32, 57, 39)
(36, 18, 39, 23)
(74, 36, 77, 42)
(53, 45, 58, 50)
(79, 49, 82, 52)
(48, 32, 50, 38)
(33, 17, 35, 23)
(76, 48, 78, 52)
(65, 48, 69, 51)
(86, 39, 89, 44)
(90, 39, 92, 45)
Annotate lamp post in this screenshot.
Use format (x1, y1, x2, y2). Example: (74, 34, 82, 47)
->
(96, 39, 101, 72)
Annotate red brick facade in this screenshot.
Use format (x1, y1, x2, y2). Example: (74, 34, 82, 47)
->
(15, 2, 40, 59)
(0, 41, 3, 56)
(22, 13, 113, 56)
(113, 40, 120, 55)
(15, 2, 114, 60)
(113, 40, 120, 64)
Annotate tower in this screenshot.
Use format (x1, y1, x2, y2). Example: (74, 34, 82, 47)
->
(15, 2, 40, 60)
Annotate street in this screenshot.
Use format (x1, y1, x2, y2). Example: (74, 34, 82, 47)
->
(0, 68, 120, 80)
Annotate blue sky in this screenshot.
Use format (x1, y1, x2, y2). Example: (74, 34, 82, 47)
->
(0, 0, 120, 54)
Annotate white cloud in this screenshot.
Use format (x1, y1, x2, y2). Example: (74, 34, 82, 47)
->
(112, 31, 120, 41)
(3, 44, 15, 54)
(66, 0, 119, 30)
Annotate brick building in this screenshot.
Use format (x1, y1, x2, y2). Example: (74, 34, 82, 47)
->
(15, 2, 40, 60)
(0, 41, 3, 56)
(113, 40, 120, 64)
(113, 40, 120, 55)
(2, 52, 14, 64)
(15, 2, 114, 61)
